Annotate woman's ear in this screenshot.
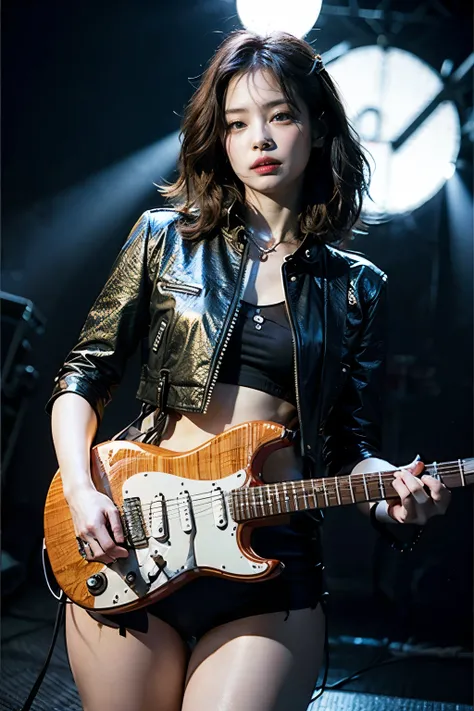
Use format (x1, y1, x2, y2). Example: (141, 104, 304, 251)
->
(312, 133, 325, 148)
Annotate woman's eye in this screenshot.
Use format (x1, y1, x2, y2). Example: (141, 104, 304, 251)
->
(227, 120, 245, 130)
(272, 112, 294, 122)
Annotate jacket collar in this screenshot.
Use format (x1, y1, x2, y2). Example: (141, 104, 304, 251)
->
(222, 198, 330, 264)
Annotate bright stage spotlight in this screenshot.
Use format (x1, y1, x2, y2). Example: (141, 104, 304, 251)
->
(327, 46, 461, 221)
(236, 0, 322, 38)
(444, 162, 456, 180)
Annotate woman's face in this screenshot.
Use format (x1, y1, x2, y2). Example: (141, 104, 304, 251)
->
(224, 68, 313, 203)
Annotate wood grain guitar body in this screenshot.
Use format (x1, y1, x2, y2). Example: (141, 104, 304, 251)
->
(44, 421, 292, 614)
(44, 418, 472, 614)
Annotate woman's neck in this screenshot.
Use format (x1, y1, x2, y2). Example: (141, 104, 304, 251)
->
(244, 189, 301, 245)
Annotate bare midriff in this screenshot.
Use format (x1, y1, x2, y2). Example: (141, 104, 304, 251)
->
(159, 382, 303, 485)
(158, 243, 305, 487)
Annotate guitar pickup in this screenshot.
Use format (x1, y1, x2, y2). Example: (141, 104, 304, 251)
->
(149, 493, 169, 542)
(211, 488, 227, 529)
(122, 497, 148, 549)
(178, 491, 194, 534)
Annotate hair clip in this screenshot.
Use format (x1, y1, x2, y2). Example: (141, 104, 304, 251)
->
(311, 54, 324, 75)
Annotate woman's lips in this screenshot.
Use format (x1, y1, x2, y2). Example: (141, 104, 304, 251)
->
(251, 162, 281, 174)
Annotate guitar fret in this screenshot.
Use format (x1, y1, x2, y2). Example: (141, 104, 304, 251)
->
(275, 484, 282, 514)
(458, 459, 466, 486)
(258, 487, 266, 516)
(238, 493, 244, 520)
(378, 471, 385, 498)
(282, 482, 290, 512)
(302, 485, 309, 509)
(322, 479, 329, 508)
(265, 488, 271, 515)
(245, 488, 252, 519)
(236, 490, 241, 519)
(335, 476, 341, 506)
(362, 473, 369, 501)
(251, 490, 259, 518)
(348, 476, 355, 503)
(291, 481, 299, 511)
(312, 485, 318, 509)
(267, 486, 275, 516)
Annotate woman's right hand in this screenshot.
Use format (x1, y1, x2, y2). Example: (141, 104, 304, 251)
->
(67, 486, 129, 564)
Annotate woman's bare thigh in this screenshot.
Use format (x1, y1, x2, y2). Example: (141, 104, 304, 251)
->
(182, 605, 326, 711)
(65, 604, 188, 711)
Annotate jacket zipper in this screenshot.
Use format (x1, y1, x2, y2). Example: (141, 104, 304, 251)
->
(202, 242, 249, 413)
(158, 280, 202, 296)
(152, 318, 168, 353)
(281, 262, 303, 436)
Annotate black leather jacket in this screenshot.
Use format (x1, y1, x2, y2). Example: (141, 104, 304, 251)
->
(47, 209, 388, 477)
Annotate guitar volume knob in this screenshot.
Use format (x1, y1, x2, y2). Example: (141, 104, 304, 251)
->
(86, 572, 108, 595)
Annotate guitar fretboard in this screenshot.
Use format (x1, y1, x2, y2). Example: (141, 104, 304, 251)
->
(230, 458, 473, 522)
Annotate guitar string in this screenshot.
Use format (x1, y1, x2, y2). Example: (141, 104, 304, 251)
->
(119, 456, 471, 493)
(120, 474, 459, 529)
(119, 475, 462, 530)
(120, 477, 461, 524)
(116, 464, 464, 517)
(117, 461, 468, 501)
(112, 459, 466, 532)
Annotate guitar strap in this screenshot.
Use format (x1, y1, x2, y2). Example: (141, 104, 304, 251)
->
(111, 369, 171, 445)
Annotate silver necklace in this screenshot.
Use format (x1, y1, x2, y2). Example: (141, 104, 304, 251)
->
(246, 230, 286, 261)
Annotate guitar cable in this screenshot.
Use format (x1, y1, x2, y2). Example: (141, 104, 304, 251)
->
(310, 592, 330, 702)
(19, 591, 67, 711)
(17, 542, 67, 710)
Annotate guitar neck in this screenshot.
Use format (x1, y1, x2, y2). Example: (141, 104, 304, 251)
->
(231, 458, 473, 522)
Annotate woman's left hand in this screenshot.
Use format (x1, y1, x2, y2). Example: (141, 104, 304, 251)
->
(388, 458, 452, 525)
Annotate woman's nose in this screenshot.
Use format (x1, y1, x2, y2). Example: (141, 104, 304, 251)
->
(253, 137, 275, 151)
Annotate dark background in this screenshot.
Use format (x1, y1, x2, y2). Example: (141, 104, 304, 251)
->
(2, 0, 473, 650)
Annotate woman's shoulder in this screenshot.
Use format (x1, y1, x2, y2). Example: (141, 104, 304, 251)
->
(146, 207, 182, 233)
(325, 244, 387, 284)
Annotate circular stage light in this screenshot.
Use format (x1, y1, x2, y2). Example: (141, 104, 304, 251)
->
(327, 46, 461, 221)
(236, 0, 322, 38)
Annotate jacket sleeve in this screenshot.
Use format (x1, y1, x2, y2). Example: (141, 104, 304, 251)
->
(46, 211, 154, 423)
(321, 273, 388, 475)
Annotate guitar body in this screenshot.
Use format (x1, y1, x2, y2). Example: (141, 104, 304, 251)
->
(45, 415, 471, 615)
(44, 420, 292, 614)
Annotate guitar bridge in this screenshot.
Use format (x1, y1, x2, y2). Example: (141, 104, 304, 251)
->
(122, 497, 148, 549)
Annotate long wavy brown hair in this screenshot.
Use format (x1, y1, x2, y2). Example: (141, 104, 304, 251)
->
(160, 30, 370, 244)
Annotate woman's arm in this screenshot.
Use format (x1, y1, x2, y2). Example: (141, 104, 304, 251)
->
(322, 270, 450, 525)
(51, 392, 98, 498)
(46, 211, 154, 423)
(46, 211, 162, 560)
(51, 393, 128, 562)
(322, 271, 387, 476)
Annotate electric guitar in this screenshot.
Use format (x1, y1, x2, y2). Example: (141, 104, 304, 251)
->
(43, 420, 472, 614)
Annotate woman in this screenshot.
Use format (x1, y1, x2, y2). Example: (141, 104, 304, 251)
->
(48, 31, 450, 711)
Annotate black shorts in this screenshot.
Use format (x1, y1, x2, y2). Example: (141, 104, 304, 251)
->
(88, 512, 327, 648)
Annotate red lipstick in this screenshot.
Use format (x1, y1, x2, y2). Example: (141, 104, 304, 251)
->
(250, 157, 281, 174)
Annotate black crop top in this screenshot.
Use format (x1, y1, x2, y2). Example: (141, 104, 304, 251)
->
(217, 301, 296, 406)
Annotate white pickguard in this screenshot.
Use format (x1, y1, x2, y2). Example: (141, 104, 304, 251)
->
(92, 469, 269, 611)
